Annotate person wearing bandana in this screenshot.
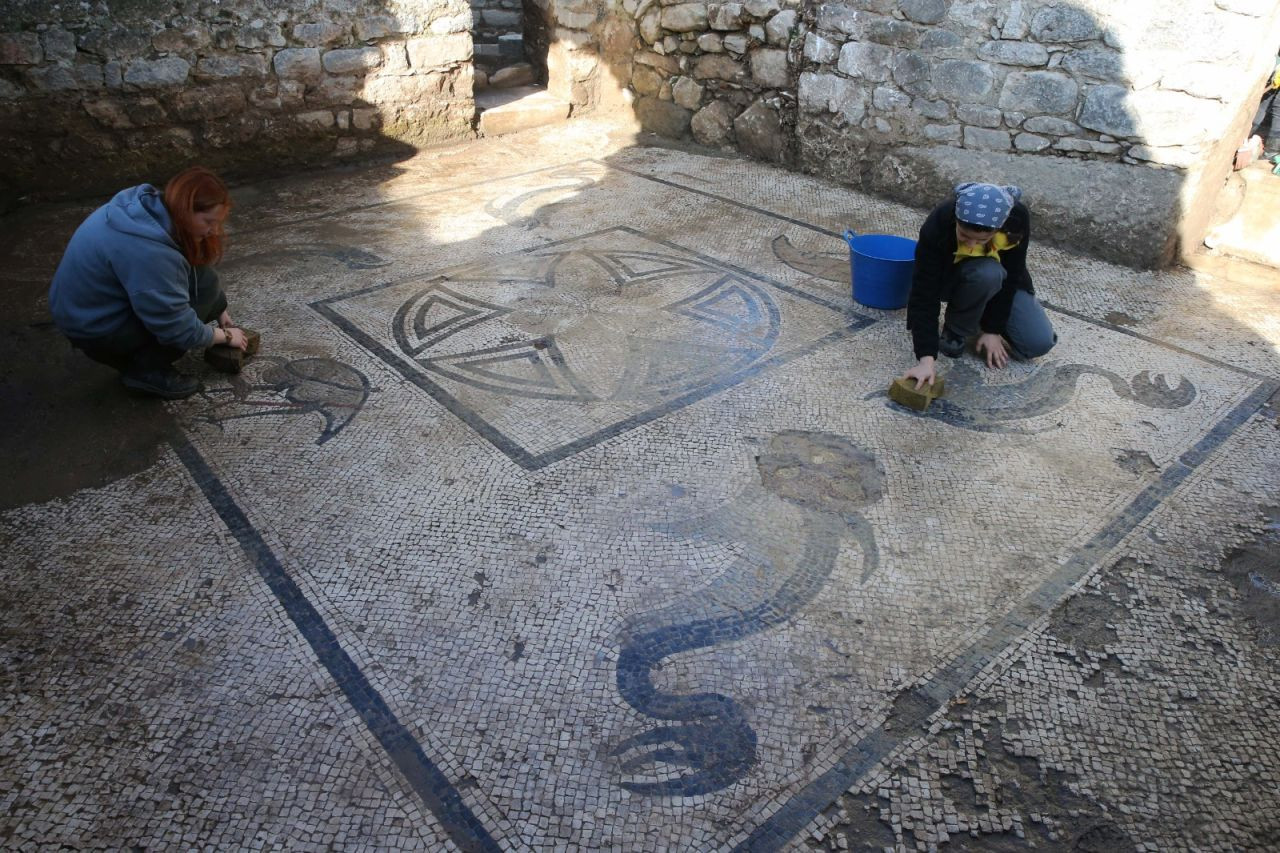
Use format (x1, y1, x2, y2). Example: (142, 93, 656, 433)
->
(901, 182, 1057, 391)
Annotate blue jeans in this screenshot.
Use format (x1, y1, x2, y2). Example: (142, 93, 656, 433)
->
(946, 257, 1056, 359)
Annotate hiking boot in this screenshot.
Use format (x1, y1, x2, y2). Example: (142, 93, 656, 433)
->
(121, 367, 200, 400)
(939, 329, 966, 358)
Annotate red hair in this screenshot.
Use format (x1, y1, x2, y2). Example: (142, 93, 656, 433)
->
(163, 166, 231, 266)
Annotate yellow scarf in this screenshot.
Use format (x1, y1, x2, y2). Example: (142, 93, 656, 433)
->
(954, 231, 1019, 264)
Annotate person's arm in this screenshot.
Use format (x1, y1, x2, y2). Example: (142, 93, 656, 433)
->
(906, 203, 951, 360)
(979, 204, 1033, 336)
(116, 247, 216, 350)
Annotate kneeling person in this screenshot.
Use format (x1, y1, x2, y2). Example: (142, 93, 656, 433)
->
(902, 182, 1056, 390)
(49, 166, 249, 400)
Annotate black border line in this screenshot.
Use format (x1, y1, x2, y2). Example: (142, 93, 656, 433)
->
(172, 438, 502, 853)
(734, 380, 1279, 851)
(313, 225, 873, 470)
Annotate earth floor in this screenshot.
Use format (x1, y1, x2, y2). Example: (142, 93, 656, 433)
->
(2, 121, 1278, 851)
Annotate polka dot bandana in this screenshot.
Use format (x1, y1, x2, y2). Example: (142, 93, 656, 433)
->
(954, 182, 1022, 229)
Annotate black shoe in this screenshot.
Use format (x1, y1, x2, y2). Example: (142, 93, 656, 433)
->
(939, 330, 966, 358)
(121, 368, 200, 400)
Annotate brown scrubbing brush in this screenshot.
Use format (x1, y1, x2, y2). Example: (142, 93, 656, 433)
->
(888, 375, 946, 412)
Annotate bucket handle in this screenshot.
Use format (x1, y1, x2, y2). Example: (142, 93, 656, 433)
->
(843, 229, 857, 246)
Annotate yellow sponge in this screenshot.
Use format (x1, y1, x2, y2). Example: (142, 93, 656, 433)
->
(888, 375, 946, 412)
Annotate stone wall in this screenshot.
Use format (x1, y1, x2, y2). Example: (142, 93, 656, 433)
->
(0, 0, 476, 206)
(611, 0, 1280, 267)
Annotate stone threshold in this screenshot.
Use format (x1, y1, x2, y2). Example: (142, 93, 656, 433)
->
(476, 85, 571, 137)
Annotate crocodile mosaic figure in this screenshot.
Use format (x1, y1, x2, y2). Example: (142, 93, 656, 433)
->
(612, 431, 883, 796)
(875, 360, 1196, 434)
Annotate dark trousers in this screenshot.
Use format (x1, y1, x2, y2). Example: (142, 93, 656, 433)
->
(68, 267, 226, 374)
(945, 257, 1056, 359)
(1253, 87, 1280, 149)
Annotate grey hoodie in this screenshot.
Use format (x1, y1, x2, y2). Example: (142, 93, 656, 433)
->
(49, 184, 216, 350)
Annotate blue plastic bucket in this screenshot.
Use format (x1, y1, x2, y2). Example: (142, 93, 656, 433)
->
(844, 229, 916, 310)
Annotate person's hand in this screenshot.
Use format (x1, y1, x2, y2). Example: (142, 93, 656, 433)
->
(976, 333, 1009, 368)
(223, 326, 248, 350)
(903, 356, 937, 390)
(218, 310, 234, 329)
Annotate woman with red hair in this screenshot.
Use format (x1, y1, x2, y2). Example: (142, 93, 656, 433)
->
(49, 166, 253, 399)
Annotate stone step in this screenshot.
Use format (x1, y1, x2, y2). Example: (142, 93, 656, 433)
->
(477, 86, 570, 137)
(1203, 159, 1280, 269)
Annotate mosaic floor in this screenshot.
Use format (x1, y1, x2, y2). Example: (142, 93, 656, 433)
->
(3, 121, 1279, 851)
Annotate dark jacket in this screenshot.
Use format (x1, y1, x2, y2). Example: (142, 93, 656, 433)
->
(49, 184, 215, 350)
(906, 196, 1033, 359)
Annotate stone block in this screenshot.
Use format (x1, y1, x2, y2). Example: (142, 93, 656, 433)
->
(956, 104, 1002, 128)
(750, 48, 788, 88)
(637, 51, 680, 74)
(483, 8, 522, 26)
(693, 54, 746, 82)
(640, 11, 663, 44)
(0, 32, 41, 65)
(816, 4, 860, 37)
(709, 3, 745, 30)
(892, 51, 930, 87)
(798, 71, 866, 124)
(998, 70, 1078, 115)
(352, 107, 379, 130)
(837, 42, 892, 82)
(25, 65, 78, 91)
(152, 24, 211, 54)
(430, 14, 472, 35)
(734, 98, 785, 162)
(912, 97, 949, 120)
(744, 0, 780, 18)
(636, 94, 691, 137)
(921, 29, 962, 52)
(632, 64, 664, 96)
(197, 55, 269, 80)
(381, 43, 410, 74)
(323, 47, 382, 75)
(80, 27, 149, 61)
(924, 123, 961, 142)
(273, 48, 322, 82)
(933, 59, 994, 101)
(355, 15, 401, 41)
(804, 33, 838, 64)
(1054, 137, 1122, 155)
(293, 22, 351, 47)
(723, 34, 750, 55)
(873, 85, 910, 111)
(234, 22, 286, 50)
(1014, 132, 1049, 151)
(901, 0, 946, 24)
(765, 10, 797, 46)
(672, 75, 703, 109)
(866, 17, 918, 48)
(295, 109, 336, 128)
(479, 91, 570, 135)
(1022, 115, 1079, 135)
(1061, 47, 1124, 82)
(977, 40, 1047, 67)
(407, 34, 473, 69)
(0, 77, 23, 98)
(691, 98, 736, 145)
(998, 0, 1029, 38)
(42, 29, 77, 64)
(1030, 5, 1099, 42)
(963, 126, 1010, 150)
(124, 57, 191, 88)
(311, 74, 363, 104)
(697, 32, 724, 52)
